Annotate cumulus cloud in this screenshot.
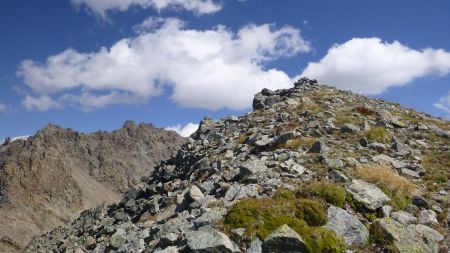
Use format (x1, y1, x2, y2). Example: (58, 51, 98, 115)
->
(22, 95, 61, 111)
(18, 18, 310, 111)
(302, 38, 450, 95)
(71, 0, 222, 18)
(434, 90, 450, 114)
(166, 122, 199, 137)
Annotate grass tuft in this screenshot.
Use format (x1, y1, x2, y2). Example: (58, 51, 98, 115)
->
(363, 127, 390, 144)
(355, 165, 418, 210)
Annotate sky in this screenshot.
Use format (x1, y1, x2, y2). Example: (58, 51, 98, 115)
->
(1, 0, 450, 139)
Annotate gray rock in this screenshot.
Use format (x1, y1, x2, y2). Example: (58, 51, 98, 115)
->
(110, 228, 126, 249)
(418, 210, 438, 225)
(194, 208, 227, 227)
(261, 224, 307, 253)
(340, 124, 360, 133)
(271, 131, 296, 146)
(154, 246, 179, 253)
(188, 185, 205, 202)
(380, 205, 393, 217)
(185, 226, 240, 253)
(346, 180, 390, 210)
(247, 237, 262, 253)
(325, 206, 369, 246)
(253, 92, 267, 110)
(391, 211, 417, 225)
(159, 233, 179, 247)
(372, 218, 444, 253)
(368, 142, 386, 152)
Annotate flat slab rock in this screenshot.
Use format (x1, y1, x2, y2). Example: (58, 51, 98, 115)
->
(346, 179, 390, 210)
(261, 224, 307, 253)
(325, 206, 369, 246)
(185, 226, 240, 253)
(372, 218, 444, 253)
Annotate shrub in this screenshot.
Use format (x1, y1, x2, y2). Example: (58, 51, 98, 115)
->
(354, 106, 375, 116)
(298, 182, 347, 207)
(224, 189, 346, 253)
(355, 165, 418, 210)
(363, 127, 390, 144)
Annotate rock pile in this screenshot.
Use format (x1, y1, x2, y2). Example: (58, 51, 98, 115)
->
(25, 78, 449, 252)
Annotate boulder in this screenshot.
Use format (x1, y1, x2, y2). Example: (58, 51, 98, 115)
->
(346, 180, 390, 210)
(185, 226, 240, 253)
(418, 210, 438, 225)
(308, 140, 329, 154)
(261, 224, 307, 253)
(391, 211, 417, 225)
(372, 218, 444, 253)
(340, 123, 360, 133)
(325, 206, 369, 246)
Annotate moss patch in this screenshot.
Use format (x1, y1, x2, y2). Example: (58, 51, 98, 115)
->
(297, 182, 347, 208)
(224, 189, 346, 253)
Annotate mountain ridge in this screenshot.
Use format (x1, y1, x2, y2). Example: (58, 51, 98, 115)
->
(23, 78, 450, 252)
(0, 121, 185, 252)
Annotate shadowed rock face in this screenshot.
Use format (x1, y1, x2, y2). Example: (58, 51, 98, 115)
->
(0, 121, 185, 252)
(22, 79, 450, 253)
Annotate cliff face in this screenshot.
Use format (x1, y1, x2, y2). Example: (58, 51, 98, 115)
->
(0, 121, 185, 252)
(24, 79, 450, 253)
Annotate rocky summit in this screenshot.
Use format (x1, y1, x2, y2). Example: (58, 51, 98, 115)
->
(0, 121, 185, 252)
(24, 78, 449, 253)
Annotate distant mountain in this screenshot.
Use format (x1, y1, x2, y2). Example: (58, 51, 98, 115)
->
(24, 78, 449, 253)
(0, 121, 185, 252)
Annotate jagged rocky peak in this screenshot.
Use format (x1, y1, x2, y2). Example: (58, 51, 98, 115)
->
(0, 121, 186, 252)
(24, 79, 449, 253)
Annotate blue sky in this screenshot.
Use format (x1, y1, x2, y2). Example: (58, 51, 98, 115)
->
(1, 0, 450, 139)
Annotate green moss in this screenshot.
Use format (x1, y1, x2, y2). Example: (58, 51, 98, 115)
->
(224, 189, 346, 253)
(364, 127, 390, 144)
(298, 182, 347, 208)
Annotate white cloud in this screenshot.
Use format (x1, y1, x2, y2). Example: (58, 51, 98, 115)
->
(302, 38, 450, 95)
(166, 122, 199, 137)
(22, 95, 61, 111)
(0, 103, 6, 112)
(71, 0, 222, 18)
(18, 18, 310, 111)
(434, 90, 450, 114)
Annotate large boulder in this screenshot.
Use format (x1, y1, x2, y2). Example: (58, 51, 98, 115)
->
(346, 180, 390, 210)
(372, 218, 444, 253)
(325, 206, 369, 246)
(185, 226, 240, 253)
(261, 224, 307, 253)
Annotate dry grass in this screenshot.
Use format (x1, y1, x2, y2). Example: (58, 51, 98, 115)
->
(234, 132, 251, 144)
(355, 164, 419, 210)
(364, 127, 390, 144)
(283, 137, 317, 150)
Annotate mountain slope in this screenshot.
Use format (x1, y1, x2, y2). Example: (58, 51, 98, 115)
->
(0, 121, 185, 252)
(25, 79, 449, 253)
